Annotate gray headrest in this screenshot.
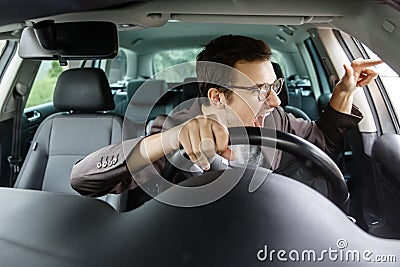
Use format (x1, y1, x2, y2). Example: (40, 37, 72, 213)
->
(271, 62, 289, 107)
(127, 79, 145, 100)
(129, 80, 167, 105)
(182, 77, 199, 98)
(53, 68, 114, 111)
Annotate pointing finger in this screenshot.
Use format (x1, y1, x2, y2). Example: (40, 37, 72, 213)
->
(351, 58, 384, 69)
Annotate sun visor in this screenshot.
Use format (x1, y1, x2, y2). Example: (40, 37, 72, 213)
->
(19, 20, 118, 63)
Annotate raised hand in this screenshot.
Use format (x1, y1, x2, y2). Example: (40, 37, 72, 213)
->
(338, 58, 383, 93)
(329, 58, 383, 114)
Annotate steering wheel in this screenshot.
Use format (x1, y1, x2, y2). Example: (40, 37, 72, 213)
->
(162, 127, 349, 212)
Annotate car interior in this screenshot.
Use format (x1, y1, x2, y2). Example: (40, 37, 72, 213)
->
(0, 0, 400, 266)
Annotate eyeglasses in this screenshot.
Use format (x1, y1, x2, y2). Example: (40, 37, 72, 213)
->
(227, 78, 285, 101)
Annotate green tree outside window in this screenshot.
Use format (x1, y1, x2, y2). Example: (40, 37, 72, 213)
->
(26, 61, 66, 108)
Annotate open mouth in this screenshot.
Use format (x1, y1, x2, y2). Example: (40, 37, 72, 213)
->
(254, 108, 274, 127)
(255, 115, 265, 127)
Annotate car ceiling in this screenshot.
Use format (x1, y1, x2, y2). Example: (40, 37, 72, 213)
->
(118, 22, 310, 55)
(0, 0, 368, 31)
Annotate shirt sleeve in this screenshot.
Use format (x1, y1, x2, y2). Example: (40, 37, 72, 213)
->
(282, 103, 363, 158)
(315, 103, 363, 157)
(70, 114, 170, 198)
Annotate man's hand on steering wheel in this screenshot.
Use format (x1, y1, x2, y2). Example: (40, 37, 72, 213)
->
(176, 114, 236, 170)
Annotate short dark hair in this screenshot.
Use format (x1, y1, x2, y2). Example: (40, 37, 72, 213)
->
(196, 35, 272, 103)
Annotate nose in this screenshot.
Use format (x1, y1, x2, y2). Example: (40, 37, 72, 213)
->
(265, 89, 281, 108)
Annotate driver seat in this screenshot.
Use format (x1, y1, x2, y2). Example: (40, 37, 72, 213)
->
(273, 62, 311, 121)
(14, 68, 135, 212)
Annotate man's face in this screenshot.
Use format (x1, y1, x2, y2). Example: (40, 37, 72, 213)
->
(224, 60, 281, 127)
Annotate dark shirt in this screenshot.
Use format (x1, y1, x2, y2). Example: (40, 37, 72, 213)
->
(70, 100, 362, 197)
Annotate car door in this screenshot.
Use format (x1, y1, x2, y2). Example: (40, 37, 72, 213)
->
(0, 40, 16, 186)
(317, 29, 400, 239)
(358, 40, 400, 239)
(0, 41, 51, 187)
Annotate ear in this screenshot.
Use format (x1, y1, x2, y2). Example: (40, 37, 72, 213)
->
(208, 88, 226, 108)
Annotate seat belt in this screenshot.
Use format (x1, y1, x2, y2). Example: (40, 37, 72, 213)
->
(8, 83, 27, 186)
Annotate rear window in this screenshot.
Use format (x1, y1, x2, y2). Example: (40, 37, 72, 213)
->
(153, 48, 203, 82)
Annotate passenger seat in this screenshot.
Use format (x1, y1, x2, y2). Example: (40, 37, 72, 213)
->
(112, 79, 145, 117)
(175, 77, 199, 111)
(14, 68, 135, 212)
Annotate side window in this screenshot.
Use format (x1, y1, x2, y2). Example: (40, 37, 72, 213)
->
(0, 40, 14, 81)
(26, 61, 67, 108)
(101, 48, 138, 87)
(361, 44, 400, 119)
(106, 50, 127, 84)
(153, 48, 203, 82)
(304, 37, 331, 94)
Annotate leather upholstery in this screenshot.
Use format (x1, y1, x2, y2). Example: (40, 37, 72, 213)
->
(125, 79, 168, 136)
(127, 79, 146, 101)
(182, 77, 199, 99)
(54, 68, 115, 111)
(129, 79, 167, 106)
(273, 62, 289, 107)
(272, 62, 311, 121)
(15, 68, 134, 212)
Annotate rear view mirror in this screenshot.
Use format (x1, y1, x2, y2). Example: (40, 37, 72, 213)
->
(19, 21, 118, 63)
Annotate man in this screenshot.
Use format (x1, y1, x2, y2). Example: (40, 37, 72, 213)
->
(70, 35, 381, 204)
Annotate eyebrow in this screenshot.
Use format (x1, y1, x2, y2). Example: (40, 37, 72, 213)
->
(255, 79, 277, 88)
(256, 77, 278, 87)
